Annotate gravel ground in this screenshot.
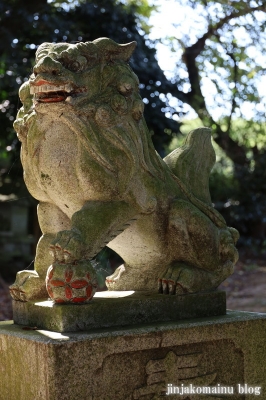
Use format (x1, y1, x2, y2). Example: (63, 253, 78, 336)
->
(1, 259, 266, 321)
(219, 260, 266, 312)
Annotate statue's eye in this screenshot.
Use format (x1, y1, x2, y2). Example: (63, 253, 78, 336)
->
(68, 61, 80, 71)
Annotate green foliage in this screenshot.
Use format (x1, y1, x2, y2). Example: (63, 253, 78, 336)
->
(92, 249, 113, 290)
(120, 0, 156, 19)
(229, 120, 266, 151)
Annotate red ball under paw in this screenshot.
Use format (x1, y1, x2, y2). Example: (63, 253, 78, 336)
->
(46, 261, 97, 304)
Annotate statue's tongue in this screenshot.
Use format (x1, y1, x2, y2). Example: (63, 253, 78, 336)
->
(37, 91, 66, 103)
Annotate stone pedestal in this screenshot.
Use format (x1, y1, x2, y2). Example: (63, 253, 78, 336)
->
(1, 311, 266, 400)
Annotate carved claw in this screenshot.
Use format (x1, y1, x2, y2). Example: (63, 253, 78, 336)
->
(49, 229, 86, 263)
(158, 263, 188, 295)
(159, 261, 232, 295)
(105, 264, 126, 290)
(9, 286, 26, 302)
(9, 270, 47, 302)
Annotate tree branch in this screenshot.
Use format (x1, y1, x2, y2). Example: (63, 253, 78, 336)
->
(174, 3, 266, 166)
(184, 4, 266, 62)
(226, 50, 238, 135)
(181, 3, 266, 106)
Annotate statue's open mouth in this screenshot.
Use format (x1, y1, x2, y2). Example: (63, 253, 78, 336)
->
(30, 81, 86, 103)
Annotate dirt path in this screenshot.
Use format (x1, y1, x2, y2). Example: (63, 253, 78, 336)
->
(219, 260, 266, 312)
(1, 260, 266, 320)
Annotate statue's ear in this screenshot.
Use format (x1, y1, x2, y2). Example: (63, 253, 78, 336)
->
(36, 42, 51, 61)
(92, 37, 137, 62)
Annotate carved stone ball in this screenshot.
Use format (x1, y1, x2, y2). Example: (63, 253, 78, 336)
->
(46, 261, 97, 304)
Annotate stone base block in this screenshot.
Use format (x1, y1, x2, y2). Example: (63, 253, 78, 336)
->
(1, 311, 266, 399)
(12, 290, 226, 332)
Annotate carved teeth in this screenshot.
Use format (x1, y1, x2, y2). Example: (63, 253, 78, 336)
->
(30, 84, 74, 95)
(65, 84, 72, 93)
(65, 96, 73, 103)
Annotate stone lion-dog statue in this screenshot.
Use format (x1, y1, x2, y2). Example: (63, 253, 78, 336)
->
(10, 38, 239, 302)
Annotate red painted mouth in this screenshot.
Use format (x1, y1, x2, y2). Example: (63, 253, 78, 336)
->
(37, 92, 68, 103)
(30, 81, 86, 103)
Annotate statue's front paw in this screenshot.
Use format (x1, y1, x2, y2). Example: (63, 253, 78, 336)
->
(106, 265, 126, 290)
(159, 261, 231, 295)
(50, 229, 86, 264)
(158, 262, 193, 295)
(9, 270, 47, 302)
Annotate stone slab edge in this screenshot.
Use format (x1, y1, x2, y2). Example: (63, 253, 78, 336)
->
(0, 310, 266, 342)
(12, 290, 226, 332)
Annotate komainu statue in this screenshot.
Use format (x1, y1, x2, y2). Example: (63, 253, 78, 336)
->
(10, 38, 239, 303)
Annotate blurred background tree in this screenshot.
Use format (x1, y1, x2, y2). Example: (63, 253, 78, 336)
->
(149, 0, 266, 246)
(0, 0, 265, 259)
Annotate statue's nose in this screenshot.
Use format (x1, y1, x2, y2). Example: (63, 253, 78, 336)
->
(33, 56, 63, 76)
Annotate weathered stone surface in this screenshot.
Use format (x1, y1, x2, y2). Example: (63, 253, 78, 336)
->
(10, 38, 239, 303)
(12, 290, 226, 332)
(1, 311, 266, 399)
